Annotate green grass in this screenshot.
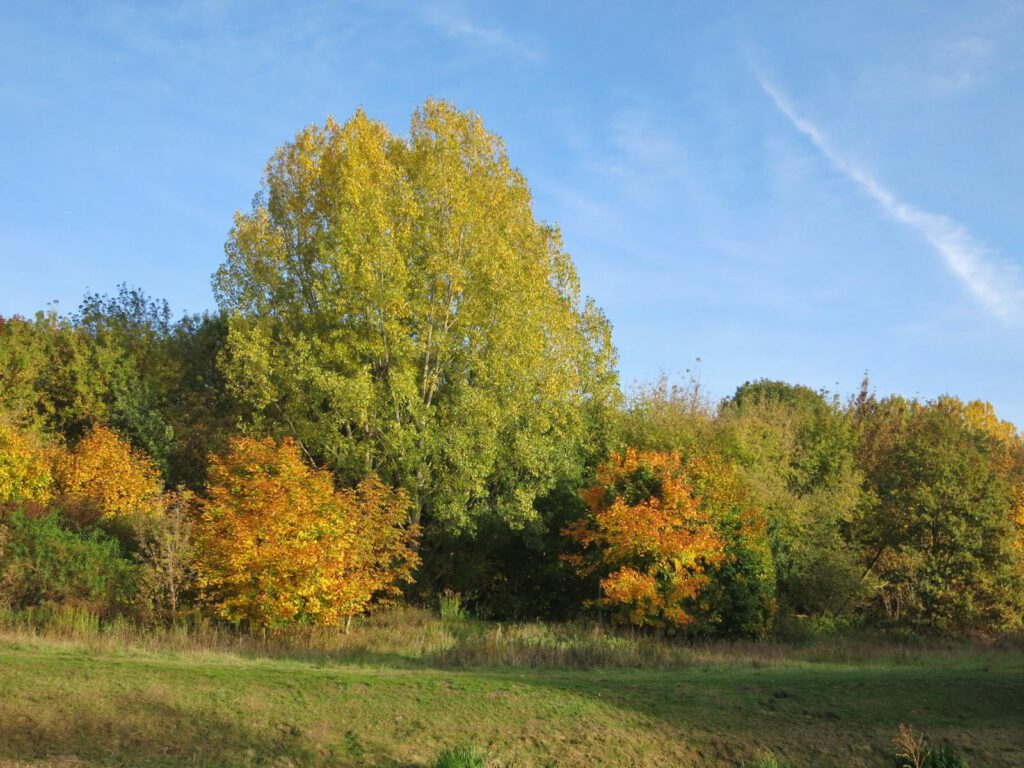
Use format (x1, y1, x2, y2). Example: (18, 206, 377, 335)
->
(0, 613, 1022, 767)
(430, 745, 487, 768)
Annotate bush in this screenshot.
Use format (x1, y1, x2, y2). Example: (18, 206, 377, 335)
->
(563, 448, 726, 629)
(0, 417, 57, 510)
(195, 437, 419, 629)
(56, 424, 163, 524)
(0, 509, 137, 616)
(919, 746, 971, 768)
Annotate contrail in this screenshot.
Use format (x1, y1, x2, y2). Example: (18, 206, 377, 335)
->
(758, 74, 1023, 322)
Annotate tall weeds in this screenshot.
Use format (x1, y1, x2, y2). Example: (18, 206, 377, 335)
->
(0, 605, 1009, 671)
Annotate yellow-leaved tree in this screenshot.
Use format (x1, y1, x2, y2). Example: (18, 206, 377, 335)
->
(56, 424, 163, 523)
(0, 416, 58, 511)
(213, 100, 619, 533)
(194, 437, 419, 629)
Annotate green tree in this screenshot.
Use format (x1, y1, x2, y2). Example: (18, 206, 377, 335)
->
(616, 372, 716, 456)
(73, 286, 177, 475)
(685, 452, 777, 637)
(718, 380, 866, 619)
(213, 100, 618, 532)
(854, 393, 1024, 633)
(0, 311, 104, 440)
(73, 287, 238, 487)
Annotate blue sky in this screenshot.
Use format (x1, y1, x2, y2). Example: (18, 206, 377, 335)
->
(2, 1, 1023, 424)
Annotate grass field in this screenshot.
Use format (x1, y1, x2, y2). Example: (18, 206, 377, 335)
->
(1, 613, 1022, 767)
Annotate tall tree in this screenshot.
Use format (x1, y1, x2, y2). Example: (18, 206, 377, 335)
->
(214, 101, 618, 531)
(854, 393, 1024, 633)
(0, 311, 104, 440)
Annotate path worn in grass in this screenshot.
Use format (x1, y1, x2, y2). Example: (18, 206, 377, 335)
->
(1, 638, 1022, 767)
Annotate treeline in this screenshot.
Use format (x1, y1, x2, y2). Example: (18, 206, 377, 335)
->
(1, 100, 1022, 638)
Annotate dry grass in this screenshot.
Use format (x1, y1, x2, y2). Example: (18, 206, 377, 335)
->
(0, 604, 1013, 672)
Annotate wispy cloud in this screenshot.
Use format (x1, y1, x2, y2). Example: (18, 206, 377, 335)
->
(758, 74, 1024, 322)
(421, 5, 540, 61)
(929, 35, 995, 93)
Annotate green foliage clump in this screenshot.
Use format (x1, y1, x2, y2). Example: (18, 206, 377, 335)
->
(423, 481, 595, 621)
(719, 380, 866, 622)
(893, 723, 971, 768)
(855, 392, 1024, 634)
(918, 745, 971, 768)
(0, 510, 137, 615)
(432, 744, 488, 768)
(438, 589, 467, 621)
(0, 290, 237, 492)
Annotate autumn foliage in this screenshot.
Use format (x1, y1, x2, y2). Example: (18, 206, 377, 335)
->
(3, 102, 1024, 639)
(564, 448, 726, 628)
(194, 437, 419, 629)
(0, 417, 57, 511)
(56, 424, 163, 523)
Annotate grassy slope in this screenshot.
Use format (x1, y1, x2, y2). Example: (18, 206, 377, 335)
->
(1, 637, 1023, 768)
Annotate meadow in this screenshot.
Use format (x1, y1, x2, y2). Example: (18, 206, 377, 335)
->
(1, 609, 1022, 768)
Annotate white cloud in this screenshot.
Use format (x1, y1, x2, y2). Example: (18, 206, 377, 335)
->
(929, 35, 996, 93)
(421, 5, 540, 61)
(758, 74, 1024, 322)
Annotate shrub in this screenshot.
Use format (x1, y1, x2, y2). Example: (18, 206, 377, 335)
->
(133, 489, 197, 623)
(894, 724, 970, 768)
(56, 424, 163, 524)
(195, 437, 419, 629)
(0, 509, 137, 615)
(746, 757, 789, 768)
(684, 452, 777, 638)
(857, 397, 1024, 634)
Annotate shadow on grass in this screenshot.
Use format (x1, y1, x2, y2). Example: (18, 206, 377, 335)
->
(471, 661, 1024, 767)
(0, 688, 421, 768)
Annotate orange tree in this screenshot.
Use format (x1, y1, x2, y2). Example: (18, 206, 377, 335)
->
(56, 424, 163, 523)
(194, 436, 419, 629)
(563, 448, 726, 629)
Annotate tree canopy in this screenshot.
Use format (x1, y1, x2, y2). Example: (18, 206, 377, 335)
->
(214, 100, 618, 532)
(2, 100, 1024, 638)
